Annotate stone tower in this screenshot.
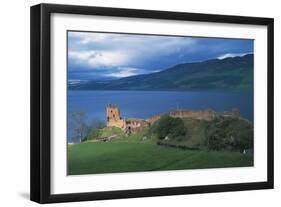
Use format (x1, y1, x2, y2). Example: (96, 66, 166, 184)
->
(106, 104, 126, 128)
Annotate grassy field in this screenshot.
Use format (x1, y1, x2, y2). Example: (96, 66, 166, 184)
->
(67, 141, 253, 175)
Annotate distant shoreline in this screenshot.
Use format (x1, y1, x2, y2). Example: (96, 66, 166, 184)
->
(68, 88, 253, 93)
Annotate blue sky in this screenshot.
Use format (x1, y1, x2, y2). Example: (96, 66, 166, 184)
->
(68, 31, 253, 80)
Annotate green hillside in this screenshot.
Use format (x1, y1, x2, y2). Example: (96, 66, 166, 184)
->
(68, 116, 253, 175)
(68, 142, 253, 175)
(69, 54, 253, 91)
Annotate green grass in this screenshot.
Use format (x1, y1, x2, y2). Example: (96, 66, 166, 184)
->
(98, 127, 123, 137)
(67, 141, 253, 175)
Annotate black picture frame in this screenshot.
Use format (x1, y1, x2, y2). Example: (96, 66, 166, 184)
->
(30, 3, 274, 204)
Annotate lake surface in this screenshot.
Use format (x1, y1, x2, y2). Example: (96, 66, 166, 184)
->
(68, 90, 253, 142)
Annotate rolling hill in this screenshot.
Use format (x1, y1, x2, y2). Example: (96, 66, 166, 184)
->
(68, 54, 253, 91)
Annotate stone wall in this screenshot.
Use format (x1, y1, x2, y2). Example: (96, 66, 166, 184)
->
(125, 119, 149, 133)
(169, 109, 215, 121)
(107, 119, 126, 129)
(147, 108, 240, 124)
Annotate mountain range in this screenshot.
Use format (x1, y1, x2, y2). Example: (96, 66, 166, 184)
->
(68, 54, 253, 91)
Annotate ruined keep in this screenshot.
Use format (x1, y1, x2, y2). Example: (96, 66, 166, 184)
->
(106, 104, 126, 129)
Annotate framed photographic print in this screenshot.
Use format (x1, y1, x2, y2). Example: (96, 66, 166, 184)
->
(30, 3, 274, 203)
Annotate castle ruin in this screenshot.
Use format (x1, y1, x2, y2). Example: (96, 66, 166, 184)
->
(106, 104, 240, 132)
(106, 104, 149, 133)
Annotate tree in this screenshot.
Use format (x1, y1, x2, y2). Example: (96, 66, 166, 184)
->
(68, 112, 88, 143)
(87, 120, 106, 140)
(156, 115, 186, 140)
(205, 116, 253, 151)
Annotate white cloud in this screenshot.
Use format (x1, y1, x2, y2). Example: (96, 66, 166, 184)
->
(69, 31, 195, 47)
(69, 32, 196, 63)
(69, 50, 129, 68)
(105, 67, 160, 78)
(105, 67, 139, 78)
(69, 32, 122, 44)
(217, 53, 249, 60)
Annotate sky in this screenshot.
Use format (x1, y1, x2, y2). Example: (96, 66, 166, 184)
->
(68, 31, 253, 81)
